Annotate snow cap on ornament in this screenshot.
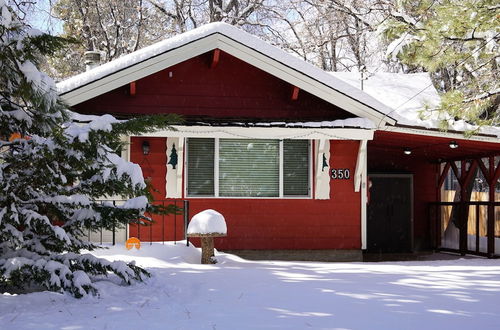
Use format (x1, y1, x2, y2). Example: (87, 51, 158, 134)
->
(187, 209, 227, 236)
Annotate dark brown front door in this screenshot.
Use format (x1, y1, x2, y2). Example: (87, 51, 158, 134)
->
(367, 174, 413, 252)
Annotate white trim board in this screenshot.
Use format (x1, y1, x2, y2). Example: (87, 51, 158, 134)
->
(354, 140, 367, 193)
(383, 126, 500, 144)
(359, 141, 368, 250)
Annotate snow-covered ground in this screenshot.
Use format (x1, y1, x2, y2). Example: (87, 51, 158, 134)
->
(1, 243, 500, 329)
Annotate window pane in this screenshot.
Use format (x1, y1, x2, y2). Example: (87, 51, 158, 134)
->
(187, 138, 214, 196)
(284, 140, 310, 196)
(219, 139, 279, 197)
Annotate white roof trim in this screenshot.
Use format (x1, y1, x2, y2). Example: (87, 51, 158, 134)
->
(135, 125, 374, 141)
(57, 23, 396, 126)
(60, 35, 219, 106)
(383, 125, 500, 143)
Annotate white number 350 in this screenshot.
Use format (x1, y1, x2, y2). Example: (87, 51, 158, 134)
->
(330, 168, 350, 180)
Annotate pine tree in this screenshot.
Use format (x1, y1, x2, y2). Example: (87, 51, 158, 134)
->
(0, 1, 179, 298)
(380, 0, 499, 130)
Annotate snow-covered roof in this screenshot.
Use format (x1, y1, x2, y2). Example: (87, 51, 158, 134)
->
(331, 72, 500, 138)
(330, 72, 440, 122)
(57, 22, 395, 125)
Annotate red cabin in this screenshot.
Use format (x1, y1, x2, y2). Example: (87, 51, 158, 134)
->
(58, 23, 500, 260)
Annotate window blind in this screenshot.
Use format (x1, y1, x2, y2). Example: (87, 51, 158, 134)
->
(186, 138, 214, 196)
(283, 140, 310, 196)
(219, 139, 279, 197)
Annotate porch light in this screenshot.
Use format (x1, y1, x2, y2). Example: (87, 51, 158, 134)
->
(142, 140, 150, 155)
(403, 148, 412, 155)
(449, 141, 459, 149)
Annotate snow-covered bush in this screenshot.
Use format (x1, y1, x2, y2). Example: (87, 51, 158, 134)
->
(0, 1, 179, 297)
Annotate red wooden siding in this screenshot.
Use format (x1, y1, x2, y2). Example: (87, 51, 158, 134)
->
(74, 50, 352, 122)
(73, 49, 364, 250)
(128, 137, 184, 242)
(129, 137, 361, 250)
(130, 137, 167, 198)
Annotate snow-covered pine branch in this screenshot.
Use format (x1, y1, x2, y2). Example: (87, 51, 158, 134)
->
(0, 1, 179, 298)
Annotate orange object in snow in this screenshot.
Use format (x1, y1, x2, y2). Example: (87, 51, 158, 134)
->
(9, 132, 22, 141)
(125, 237, 141, 250)
(9, 132, 30, 141)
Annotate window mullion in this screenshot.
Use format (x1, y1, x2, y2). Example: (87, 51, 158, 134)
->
(279, 139, 284, 198)
(214, 138, 220, 197)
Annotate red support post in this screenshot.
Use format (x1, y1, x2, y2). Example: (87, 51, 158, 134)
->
(488, 156, 495, 257)
(435, 162, 442, 249)
(458, 159, 477, 255)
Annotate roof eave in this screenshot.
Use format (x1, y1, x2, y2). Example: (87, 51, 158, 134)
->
(384, 124, 500, 143)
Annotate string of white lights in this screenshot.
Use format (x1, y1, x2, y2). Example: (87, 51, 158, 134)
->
(170, 128, 369, 141)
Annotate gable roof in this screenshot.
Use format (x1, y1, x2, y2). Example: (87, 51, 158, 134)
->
(57, 22, 396, 126)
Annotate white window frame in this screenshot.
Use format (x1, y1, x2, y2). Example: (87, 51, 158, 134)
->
(185, 138, 312, 199)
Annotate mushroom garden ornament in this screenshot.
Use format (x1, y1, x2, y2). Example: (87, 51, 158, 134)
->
(187, 209, 227, 264)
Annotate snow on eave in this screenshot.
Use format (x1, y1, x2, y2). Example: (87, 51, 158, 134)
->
(191, 117, 376, 129)
(56, 22, 396, 124)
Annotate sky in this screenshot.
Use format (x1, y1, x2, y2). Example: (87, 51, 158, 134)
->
(27, 0, 62, 34)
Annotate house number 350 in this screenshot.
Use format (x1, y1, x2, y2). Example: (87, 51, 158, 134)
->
(331, 168, 350, 180)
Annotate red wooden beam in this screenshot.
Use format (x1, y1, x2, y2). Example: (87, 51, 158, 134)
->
(438, 162, 451, 189)
(493, 158, 500, 183)
(462, 159, 478, 189)
(211, 49, 221, 68)
(130, 81, 136, 96)
(450, 161, 460, 183)
(477, 158, 490, 182)
(460, 160, 467, 184)
(291, 86, 299, 101)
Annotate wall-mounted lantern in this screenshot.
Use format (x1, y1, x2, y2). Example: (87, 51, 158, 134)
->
(142, 140, 150, 155)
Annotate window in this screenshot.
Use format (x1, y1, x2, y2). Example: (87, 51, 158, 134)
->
(187, 138, 215, 196)
(187, 138, 310, 198)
